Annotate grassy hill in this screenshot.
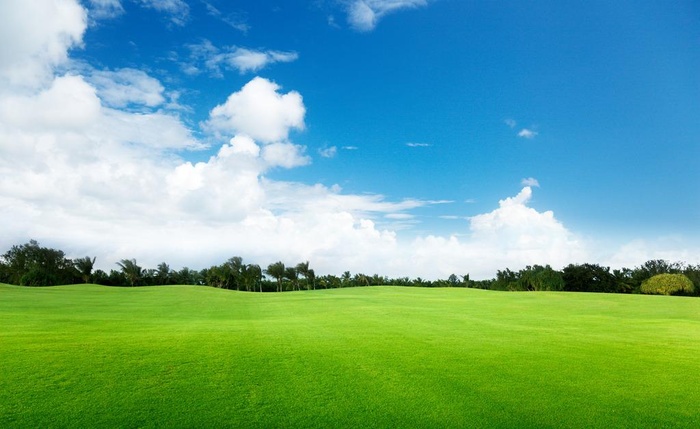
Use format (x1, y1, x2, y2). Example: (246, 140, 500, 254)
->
(1, 284, 699, 428)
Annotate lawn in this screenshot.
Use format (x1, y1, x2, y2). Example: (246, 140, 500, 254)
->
(1, 284, 699, 428)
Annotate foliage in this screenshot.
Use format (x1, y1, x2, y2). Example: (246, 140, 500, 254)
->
(641, 273, 695, 296)
(0, 240, 80, 286)
(562, 263, 619, 293)
(116, 259, 143, 286)
(1, 242, 698, 297)
(265, 261, 285, 292)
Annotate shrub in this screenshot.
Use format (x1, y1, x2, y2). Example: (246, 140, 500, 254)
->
(640, 273, 694, 296)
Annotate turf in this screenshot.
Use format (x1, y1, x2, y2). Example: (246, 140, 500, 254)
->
(1, 284, 699, 428)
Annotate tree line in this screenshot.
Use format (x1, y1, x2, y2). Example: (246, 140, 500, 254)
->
(1, 240, 698, 296)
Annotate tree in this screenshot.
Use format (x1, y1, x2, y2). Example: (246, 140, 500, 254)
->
(284, 266, 299, 291)
(514, 265, 564, 291)
(73, 256, 96, 284)
(265, 262, 285, 292)
(156, 262, 172, 285)
(296, 261, 310, 290)
(116, 259, 143, 286)
(447, 274, 459, 287)
(242, 264, 262, 292)
(562, 263, 617, 293)
(493, 268, 518, 291)
(341, 271, 351, 287)
(1, 240, 75, 286)
(225, 257, 244, 290)
(641, 274, 694, 296)
(173, 267, 200, 285)
(307, 268, 316, 290)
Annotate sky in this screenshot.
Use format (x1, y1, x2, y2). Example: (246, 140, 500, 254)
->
(0, 0, 698, 279)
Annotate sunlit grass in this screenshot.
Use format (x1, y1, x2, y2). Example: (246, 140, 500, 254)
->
(1, 284, 699, 428)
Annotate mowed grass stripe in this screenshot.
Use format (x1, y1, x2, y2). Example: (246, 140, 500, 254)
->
(1, 285, 699, 428)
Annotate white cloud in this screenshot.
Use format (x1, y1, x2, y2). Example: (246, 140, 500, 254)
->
(201, 1, 249, 33)
(227, 48, 299, 74)
(347, 0, 428, 32)
(87, 0, 124, 20)
(0, 0, 86, 89)
(385, 213, 414, 220)
(604, 237, 700, 271)
(319, 146, 338, 158)
(0, 74, 101, 130)
(186, 41, 298, 75)
(204, 77, 305, 143)
(518, 128, 538, 139)
(138, 0, 189, 26)
(406, 142, 431, 147)
(521, 177, 540, 187)
(89, 68, 165, 108)
(504, 118, 517, 128)
(262, 142, 311, 169)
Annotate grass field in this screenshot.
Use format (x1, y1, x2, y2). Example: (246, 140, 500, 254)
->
(1, 284, 699, 428)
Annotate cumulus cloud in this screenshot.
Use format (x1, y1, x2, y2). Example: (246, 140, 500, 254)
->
(0, 0, 86, 89)
(262, 143, 311, 169)
(347, 0, 428, 31)
(185, 40, 298, 76)
(204, 77, 305, 143)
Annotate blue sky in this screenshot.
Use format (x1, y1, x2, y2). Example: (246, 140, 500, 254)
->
(0, 0, 698, 278)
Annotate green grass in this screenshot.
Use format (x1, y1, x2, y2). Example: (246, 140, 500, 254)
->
(1, 284, 699, 428)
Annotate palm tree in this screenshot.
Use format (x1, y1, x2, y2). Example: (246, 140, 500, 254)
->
(73, 256, 96, 283)
(284, 267, 299, 291)
(307, 268, 316, 290)
(156, 262, 171, 285)
(265, 262, 285, 292)
(242, 264, 263, 292)
(116, 259, 143, 286)
(295, 261, 310, 290)
(225, 257, 244, 290)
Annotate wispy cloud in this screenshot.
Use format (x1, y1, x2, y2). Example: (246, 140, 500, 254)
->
(521, 177, 540, 187)
(185, 40, 298, 76)
(201, 1, 250, 33)
(406, 142, 431, 148)
(138, 0, 190, 26)
(318, 146, 338, 158)
(343, 146, 359, 150)
(88, 68, 165, 109)
(87, 0, 124, 20)
(518, 128, 538, 139)
(347, 0, 429, 32)
(506, 119, 538, 139)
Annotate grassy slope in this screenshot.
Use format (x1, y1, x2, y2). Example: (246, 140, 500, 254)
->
(1, 284, 699, 428)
